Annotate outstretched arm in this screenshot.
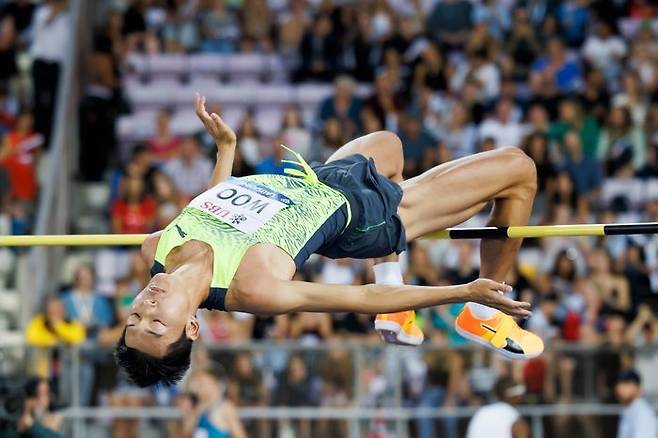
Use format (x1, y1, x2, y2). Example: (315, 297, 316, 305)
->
(228, 277, 531, 318)
(195, 93, 237, 187)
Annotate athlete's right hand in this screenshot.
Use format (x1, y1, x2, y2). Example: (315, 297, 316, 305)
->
(466, 279, 532, 318)
(195, 93, 237, 149)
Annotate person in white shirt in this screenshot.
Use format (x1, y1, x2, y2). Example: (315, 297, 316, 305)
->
(467, 376, 529, 438)
(29, 0, 70, 148)
(582, 21, 627, 82)
(479, 98, 524, 149)
(162, 137, 213, 198)
(615, 369, 658, 438)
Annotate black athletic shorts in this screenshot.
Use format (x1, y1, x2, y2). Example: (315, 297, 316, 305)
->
(312, 154, 407, 259)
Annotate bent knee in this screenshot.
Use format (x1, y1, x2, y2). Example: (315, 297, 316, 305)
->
(369, 130, 404, 178)
(498, 147, 537, 194)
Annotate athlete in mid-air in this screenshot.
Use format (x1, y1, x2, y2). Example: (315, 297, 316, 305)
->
(115, 94, 544, 387)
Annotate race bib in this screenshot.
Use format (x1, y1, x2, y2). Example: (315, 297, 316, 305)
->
(188, 177, 294, 233)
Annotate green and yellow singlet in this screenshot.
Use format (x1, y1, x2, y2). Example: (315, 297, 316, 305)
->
(150, 153, 351, 310)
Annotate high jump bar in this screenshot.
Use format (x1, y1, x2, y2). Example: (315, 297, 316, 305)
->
(1, 222, 657, 246)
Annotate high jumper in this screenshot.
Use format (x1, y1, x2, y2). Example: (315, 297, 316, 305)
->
(115, 94, 543, 387)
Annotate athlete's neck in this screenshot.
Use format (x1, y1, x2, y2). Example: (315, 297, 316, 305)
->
(165, 243, 213, 307)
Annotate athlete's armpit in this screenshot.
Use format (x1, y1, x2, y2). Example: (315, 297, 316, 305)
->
(140, 231, 162, 267)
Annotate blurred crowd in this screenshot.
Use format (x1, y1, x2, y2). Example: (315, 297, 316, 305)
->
(2, 0, 658, 436)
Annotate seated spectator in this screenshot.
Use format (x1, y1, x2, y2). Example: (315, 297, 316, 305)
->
(615, 369, 658, 438)
(364, 70, 404, 131)
(61, 264, 115, 406)
(436, 101, 477, 159)
(426, 0, 472, 49)
(280, 104, 311, 159)
(288, 312, 333, 344)
(530, 37, 582, 97)
(559, 130, 603, 199)
(522, 132, 557, 208)
(162, 137, 213, 199)
(315, 118, 346, 161)
(317, 76, 362, 137)
(580, 66, 611, 119)
(199, 0, 239, 53)
(228, 352, 267, 407)
(412, 43, 448, 93)
(550, 99, 601, 158)
(0, 110, 42, 203)
(556, 0, 589, 47)
(277, 0, 310, 56)
(111, 175, 157, 234)
(161, 1, 198, 53)
(183, 366, 248, 438)
(255, 135, 287, 175)
(273, 355, 321, 437)
(478, 98, 524, 149)
(25, 296, 86, 377)
(505, 8, 541, 79)
(613, 71, 648, 128)
(295, 13, 337, 82)
(240, 0, 273, 51)
(61, 265, 115, 337)
(17, 377, 63, 438)
(597, 106, 646, 177)
(398, 109, 437, 177)
(146, 109, 182, 161)
(109, 144, 156, 205)
(236, 112, 262, 169)
(587, 246, 631, 317)
(582, 21, 627, 82)
(228, 351, 268, 437)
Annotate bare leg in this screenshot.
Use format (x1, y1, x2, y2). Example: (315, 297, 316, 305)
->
(399, 147, 537, 282)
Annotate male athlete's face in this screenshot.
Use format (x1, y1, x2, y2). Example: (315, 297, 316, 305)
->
(123, 273, 199, 357)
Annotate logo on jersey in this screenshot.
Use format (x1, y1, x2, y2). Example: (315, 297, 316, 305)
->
(188, 178, 293, 234)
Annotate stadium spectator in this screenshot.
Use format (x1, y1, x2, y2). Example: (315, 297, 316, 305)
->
(29, 0, 70, 148)
(236, 111, 262, 169)
(550, 99, 600, 158)
(530, 37, 582, 98)
(146, 109, 182, 161)
(162, 137, 213, 200)
(582, 21, 627, 82)
(25, 296, 86, 378)
(0, 110, 42, 203)
(111, 175, 157, 234)
(467, 376, 529, 438)
(17, 377, 64, 438)
(615, 369, 658, 438)
(280, 104, 311, 158)
(478, 98, 524, 149)
(183, 365, 248, 438)
(61, 265, 115, 338)
(426, 0, 473, 49)
(398, 109, 436, 177)
(317, 76, 363, 138)
(274, 355, 321, 438)
(559, 130, 604, 200)
(199, 0, 240, 53)
(597, 106, 646, 177)
(295, 13, 337, 82)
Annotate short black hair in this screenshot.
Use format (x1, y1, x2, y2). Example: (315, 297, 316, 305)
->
(115, 327, 193, 387)
(617, 369, 641, 385)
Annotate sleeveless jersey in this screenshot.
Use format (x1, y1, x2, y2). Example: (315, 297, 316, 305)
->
(151, 154, 350, 309)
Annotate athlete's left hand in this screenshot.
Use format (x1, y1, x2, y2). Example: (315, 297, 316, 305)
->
(195, 93, 237, 149)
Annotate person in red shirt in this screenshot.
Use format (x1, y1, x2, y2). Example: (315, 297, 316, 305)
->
(111, 175, 156, 234)
(0, 111, 42, 202)
(146, 108, 181, 161)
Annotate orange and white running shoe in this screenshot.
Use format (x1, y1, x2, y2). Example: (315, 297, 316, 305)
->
(375, 310, 424, 346)
(455, 306, 544, 360)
